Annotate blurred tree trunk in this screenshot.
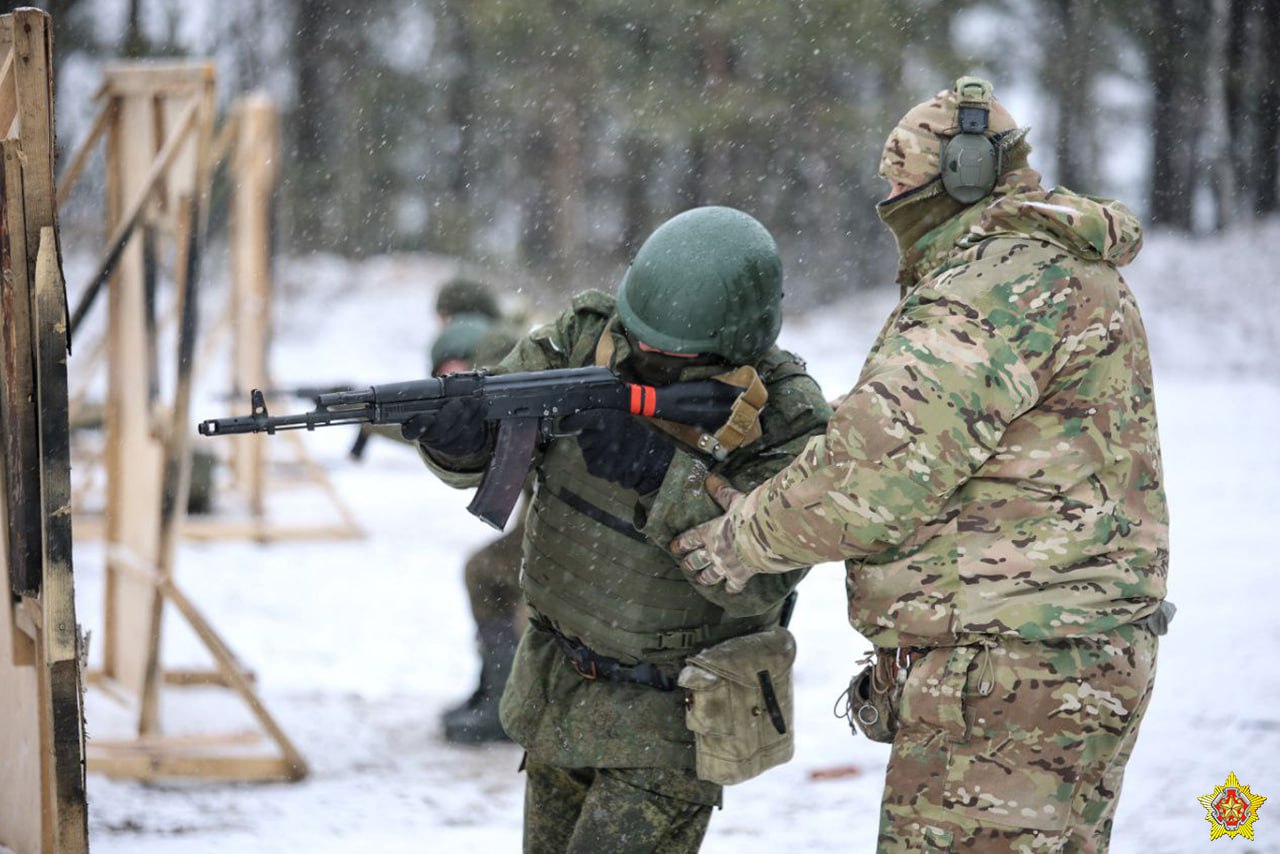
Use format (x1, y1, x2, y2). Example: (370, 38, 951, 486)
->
(1224, 0, 1250, 217)
(429, 0, 479, 255)
(519, 70, 582, 276)
(1257, 2, 1280, 215)
(289, 0, 335, 249)
(1147, 0, 1211, 229)
(122, 0, 149, 57)
(621, 135, 656, 258)
(1046, 0, 1097, 190)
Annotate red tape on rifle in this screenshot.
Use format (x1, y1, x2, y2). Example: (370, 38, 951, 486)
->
(628, 384, 657, 417)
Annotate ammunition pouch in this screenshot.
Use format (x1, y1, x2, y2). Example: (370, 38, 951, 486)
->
(678, 625, 796, 785)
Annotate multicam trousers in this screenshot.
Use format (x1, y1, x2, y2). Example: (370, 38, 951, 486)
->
(878, 625, 1158, 853)
(522, 758, 720, 854)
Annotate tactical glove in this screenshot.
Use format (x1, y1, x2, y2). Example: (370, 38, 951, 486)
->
(401, 396, 491, 459)
(561, 409, 675, 494)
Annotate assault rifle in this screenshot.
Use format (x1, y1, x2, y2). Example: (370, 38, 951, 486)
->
(198, 366, 740, 529)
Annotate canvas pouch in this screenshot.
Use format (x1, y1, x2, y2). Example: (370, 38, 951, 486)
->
(677, 625, 796, 785)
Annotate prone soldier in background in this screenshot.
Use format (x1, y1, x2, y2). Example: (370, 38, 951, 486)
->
(406, 207, 832, 852)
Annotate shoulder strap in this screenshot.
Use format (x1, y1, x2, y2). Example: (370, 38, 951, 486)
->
(594, 318, 768, 459)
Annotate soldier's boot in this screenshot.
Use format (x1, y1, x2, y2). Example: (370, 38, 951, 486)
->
(443, 620, 516, 744)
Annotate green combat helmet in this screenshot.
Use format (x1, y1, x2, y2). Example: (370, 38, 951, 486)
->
(431, 312, 494, 374)
(436, 276, 501, 321)
(616, 206, 783, 365)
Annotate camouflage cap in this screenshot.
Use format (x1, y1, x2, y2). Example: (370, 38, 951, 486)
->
(435, 276, 501, 321)
(878, 83, 1021, 191)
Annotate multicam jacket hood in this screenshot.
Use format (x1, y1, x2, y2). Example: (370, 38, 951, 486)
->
(726, 170, 1169, 647)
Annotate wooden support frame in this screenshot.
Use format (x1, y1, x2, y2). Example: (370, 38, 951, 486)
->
(55, 62, 308, 784)
(0, 10, 90, 854)
(196, 93, 362, 542)
(62, 90, 363, 545)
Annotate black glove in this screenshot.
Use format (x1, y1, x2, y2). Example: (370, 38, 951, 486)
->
(400, 397, 491, 459)
(561, 409, 675, 494)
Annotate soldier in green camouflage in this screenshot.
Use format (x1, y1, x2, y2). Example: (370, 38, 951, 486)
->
(406, 207, 831, 852)
(673, 79, 1172, 852)
(349, 278, 528, 743)
(430, 281, 530, 744)
(432, 310, 530, 744)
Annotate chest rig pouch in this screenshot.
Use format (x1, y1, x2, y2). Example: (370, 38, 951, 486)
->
(677, 624, 797, 785)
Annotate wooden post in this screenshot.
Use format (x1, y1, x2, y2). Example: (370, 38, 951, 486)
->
(230, 95, 277, 519)
(0, 9, 90, 853)
(99, 62, 214, 705)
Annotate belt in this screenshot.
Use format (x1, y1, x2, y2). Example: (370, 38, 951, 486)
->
(539, 619, 678, 692)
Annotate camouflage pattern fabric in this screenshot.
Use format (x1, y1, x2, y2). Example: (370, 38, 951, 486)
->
(523, 758, 716, 854)
(879, 624, 1157, 852)
(708, 168, 1168, 650)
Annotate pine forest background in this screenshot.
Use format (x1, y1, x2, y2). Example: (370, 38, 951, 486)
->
(10, 0, 1280, 307)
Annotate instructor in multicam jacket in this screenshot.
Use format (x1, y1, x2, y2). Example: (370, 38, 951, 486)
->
(674, 78, 1173, 852)
(409, 206, 831, 852)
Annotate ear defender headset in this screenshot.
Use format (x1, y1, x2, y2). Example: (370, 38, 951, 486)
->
(940, 76, 999, 204)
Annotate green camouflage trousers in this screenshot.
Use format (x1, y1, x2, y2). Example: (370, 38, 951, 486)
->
(464, 515, 527, 629)
(878, 625, 1158, 853)
(522, 757, 720, 854)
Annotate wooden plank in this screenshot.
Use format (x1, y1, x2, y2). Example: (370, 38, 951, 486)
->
(230, 97, 277, 519)
(205, 109, 239, 176)
(88, 731, 261, 750)
(55, 101, 112, 211)
(162, 667, 257, 687)
(86, 752, 298, 782)
(0, 595, 41, 854)
(160, 578, 308, 780)
(0, 49, 16, 140)
(68, 96, 198, 336)
(74, 515, 364, 543)
(12, 10, 58, 259)
(102, 84, 166, 696)
(1, 138, 41, 597)
(138, 194, 201, 736)
(100, 62, 215, 96)
(35, 224, 89, 852)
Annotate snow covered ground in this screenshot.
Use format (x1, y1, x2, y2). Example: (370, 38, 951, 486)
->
(71, 221, 1280, 853)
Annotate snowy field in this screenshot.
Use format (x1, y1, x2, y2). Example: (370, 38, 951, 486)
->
(70, 220, 1280, 853)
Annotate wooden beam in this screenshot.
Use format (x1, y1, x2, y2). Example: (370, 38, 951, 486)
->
(55, 102, 112, 211)
(11, 9, 57, 258)
(100, 62, 214, 97)
(0, 49, 16, 139)
(68, 96, 198, 336)
(158, 577, 308, 780)
(1, 137, 41, 597)
(34, 225, 89, 853)
(87, 752, 299, 783)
